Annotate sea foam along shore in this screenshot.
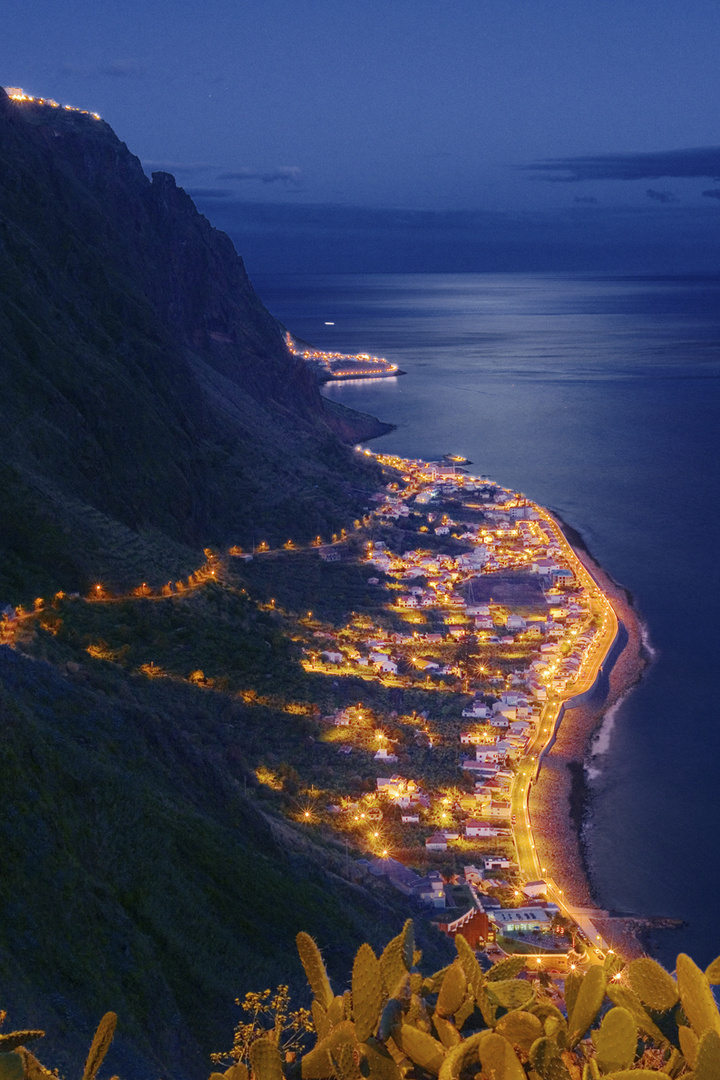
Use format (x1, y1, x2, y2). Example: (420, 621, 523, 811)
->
(528, 516, 651, 957)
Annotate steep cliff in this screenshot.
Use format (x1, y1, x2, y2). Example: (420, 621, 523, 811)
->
(0, 88, 385, 599)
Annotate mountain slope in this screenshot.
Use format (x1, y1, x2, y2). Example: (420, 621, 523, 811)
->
(0, 87, 386, 601)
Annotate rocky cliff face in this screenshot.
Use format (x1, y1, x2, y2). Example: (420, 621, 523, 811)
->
(0, 88, 382, 598)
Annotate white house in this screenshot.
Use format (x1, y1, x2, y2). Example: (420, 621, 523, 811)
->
(523, 880, 549, 898)
(464, 820, 500, 838)
(482, 855, 511, 871)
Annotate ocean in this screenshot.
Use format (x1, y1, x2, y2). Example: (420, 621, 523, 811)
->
(254, 272, 720, 969)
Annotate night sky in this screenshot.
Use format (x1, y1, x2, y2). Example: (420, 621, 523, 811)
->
(6, 0, 720, 272)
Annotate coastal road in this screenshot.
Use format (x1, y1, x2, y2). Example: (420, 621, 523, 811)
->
(510, 503, 619, 958)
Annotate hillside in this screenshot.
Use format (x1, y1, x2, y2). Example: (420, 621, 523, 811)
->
(0, 87, 388, 602)
(0, 86, 433, 1080)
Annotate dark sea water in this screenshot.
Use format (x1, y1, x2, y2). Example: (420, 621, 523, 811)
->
(255, 272, 720, 969)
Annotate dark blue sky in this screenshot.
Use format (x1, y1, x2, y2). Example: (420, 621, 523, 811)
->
(6, 0, 720, 271)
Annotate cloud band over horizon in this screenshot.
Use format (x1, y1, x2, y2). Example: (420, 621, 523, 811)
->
(527, 146, 720, 182)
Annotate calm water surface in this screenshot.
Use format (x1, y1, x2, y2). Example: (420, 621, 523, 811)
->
(256, 273, 720, 968)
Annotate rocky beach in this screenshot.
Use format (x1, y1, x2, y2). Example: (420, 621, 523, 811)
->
(529, 524, 651, 955)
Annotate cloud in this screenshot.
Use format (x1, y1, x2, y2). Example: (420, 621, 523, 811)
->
(526, 146, 720, 181)
(573, 196, 597, 204)
(646, 188, 680, 204)
(218, 166, 302, 185)
(702, 188, 720, 200)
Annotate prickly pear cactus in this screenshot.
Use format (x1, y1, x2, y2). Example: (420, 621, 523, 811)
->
(567, 965, 607, 1048)
(627, 957, 678, 1011)
(352, 943, 383, 1043)
(590, 1006, 636, 1073)
(676, 952, 720, 1037)
(297, 933, 334, 1011)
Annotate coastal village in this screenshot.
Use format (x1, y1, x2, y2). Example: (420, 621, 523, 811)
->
(1, 444, 622, 969)
(278, 449, 620, 969)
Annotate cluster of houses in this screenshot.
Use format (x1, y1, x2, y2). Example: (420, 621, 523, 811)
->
(304, 456, 610, 951)
(364, 854, 562, 949)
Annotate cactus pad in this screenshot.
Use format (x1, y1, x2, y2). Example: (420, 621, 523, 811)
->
(528, 1036, 572, 1080)
(627, 957, 679, 1011)
(475, 1031, 526, 1080)
(678, 1024, 699, 1068)
(0, 1033, 44, 1053)
(567, 965, 607, 1048)
(486, 978, 534, 1011)
(397, 1024, 445, 1074)
(82, 1012, 117, 1080)
(251, 1037, 285, 1080)
(693, 1029, 720, 1080)
(486, 955, 526, 982)
(705, 955, 720, 985)
(494, 1008, 543, 1050)
(435, 962, 467, 1019)
(591, 1007, 636, 1073)
(380, 934, 409, 1000)
(297, 934, 334, 1011)
(0, 1055, 24, 1080)
(676, 953, 720, 1038)
(352, 943, 383, 1043)
(605, 984, 667, 1045)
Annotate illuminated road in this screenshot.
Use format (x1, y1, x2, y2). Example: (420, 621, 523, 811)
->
(510, 503, 619, 959)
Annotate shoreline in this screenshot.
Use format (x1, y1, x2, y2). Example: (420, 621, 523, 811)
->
(528, 514, 652, 956)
